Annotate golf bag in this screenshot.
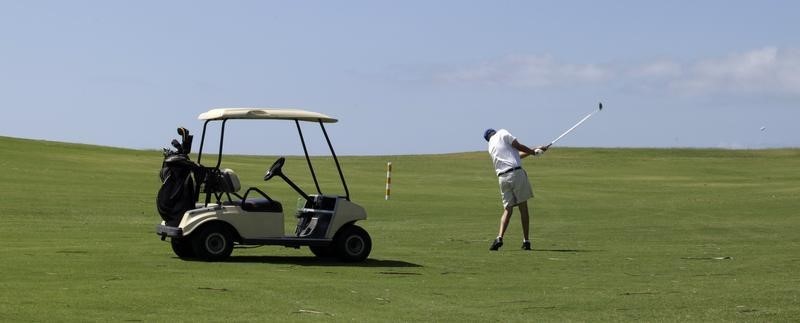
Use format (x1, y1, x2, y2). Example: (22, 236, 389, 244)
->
(157, 128, 197, 225)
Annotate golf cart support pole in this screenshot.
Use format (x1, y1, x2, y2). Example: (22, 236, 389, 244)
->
(295, 120, 323, 195)
(196, 118, 227, 168)
(195, 119, 228, 205)
(319, 121, 350, 201)
(197, 120, 211, 164)
(213, 119, 228, 169)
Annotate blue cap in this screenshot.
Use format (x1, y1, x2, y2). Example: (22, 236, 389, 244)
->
(483, 128, 496, 142)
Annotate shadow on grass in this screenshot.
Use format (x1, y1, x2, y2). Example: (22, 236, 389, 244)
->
(533, 248, 600, 253)
(180, 256, 423, 268)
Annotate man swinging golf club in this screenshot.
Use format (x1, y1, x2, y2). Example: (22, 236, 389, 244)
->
(484, 128, 546, 251)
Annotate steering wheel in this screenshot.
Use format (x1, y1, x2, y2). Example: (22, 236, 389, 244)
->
(264, 157, 286, 181)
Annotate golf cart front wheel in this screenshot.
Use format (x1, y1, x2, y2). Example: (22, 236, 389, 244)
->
(334, 225, 371, 262)
(191, 223, 234, 261)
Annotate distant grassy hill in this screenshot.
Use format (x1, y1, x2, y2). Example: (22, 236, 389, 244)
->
(1, 135, 798, 321)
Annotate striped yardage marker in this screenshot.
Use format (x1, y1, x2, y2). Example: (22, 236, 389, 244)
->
(385, 162, 392, 200)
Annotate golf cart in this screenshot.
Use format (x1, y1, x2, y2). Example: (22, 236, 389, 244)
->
(155, 108, 371, 262)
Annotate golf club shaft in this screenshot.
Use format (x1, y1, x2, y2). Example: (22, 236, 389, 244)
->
(546, 102, 602, 148)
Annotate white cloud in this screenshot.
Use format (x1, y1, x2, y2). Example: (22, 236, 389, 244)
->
(435, 47, 800, 97)
(672, 47, 800, 95)
(435, 54, 612, 87)
(630, 60, 682, 78)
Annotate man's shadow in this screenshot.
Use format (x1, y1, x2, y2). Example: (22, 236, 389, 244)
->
(534, 248, 599, 253)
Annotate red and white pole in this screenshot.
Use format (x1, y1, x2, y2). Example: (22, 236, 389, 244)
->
(385, 162, 392, 200)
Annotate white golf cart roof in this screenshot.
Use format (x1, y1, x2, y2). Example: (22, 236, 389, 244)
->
(198, 108, 337, 123)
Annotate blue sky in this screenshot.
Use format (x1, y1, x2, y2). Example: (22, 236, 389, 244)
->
(1, 1, 798, 155)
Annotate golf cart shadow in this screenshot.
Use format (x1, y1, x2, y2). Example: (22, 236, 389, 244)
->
(183, 255, 423, 268)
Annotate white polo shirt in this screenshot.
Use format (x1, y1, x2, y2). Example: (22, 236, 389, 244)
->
(487, 129, 522, 176)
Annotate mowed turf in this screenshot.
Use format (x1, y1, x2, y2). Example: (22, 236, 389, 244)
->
(0, 135, 798, 322)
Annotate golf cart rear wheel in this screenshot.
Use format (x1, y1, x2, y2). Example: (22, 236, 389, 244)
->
(170, 238, 195, 258)
(191, 223, 234, 261)
(334, 225, 371, 262)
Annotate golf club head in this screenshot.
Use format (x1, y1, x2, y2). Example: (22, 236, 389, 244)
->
(177, 127, 189, 145)
(176, 127, 193, 154)
(171, 139, 182, 151)
(182, 135, 193, 155)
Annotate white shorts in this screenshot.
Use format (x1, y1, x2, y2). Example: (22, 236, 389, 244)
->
(498, 169, 533, 208)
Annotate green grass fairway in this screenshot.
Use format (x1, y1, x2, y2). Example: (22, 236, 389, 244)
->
(1, 135, 798, 321)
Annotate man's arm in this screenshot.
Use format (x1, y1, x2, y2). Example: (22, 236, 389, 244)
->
(512, 140, 547, 159)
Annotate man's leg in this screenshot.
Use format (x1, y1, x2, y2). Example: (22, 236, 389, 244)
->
(490, 206, 513, 250)
(497, 206, 514, 238)
(518, 201, 533, 250)
(518, 201, 530, 241)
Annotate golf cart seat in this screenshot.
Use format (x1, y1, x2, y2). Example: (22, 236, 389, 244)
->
(221, 169, 242, 193)
(221, 169, 283, 213)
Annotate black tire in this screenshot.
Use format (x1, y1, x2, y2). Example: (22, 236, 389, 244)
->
(309, 245, 335, 258)
(334, 225, 371, 262)
(170, 238, 195, 258)
(191, 223, 234, 261)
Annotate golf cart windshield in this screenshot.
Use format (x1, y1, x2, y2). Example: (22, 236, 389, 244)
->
(195, 108, 350, 201)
